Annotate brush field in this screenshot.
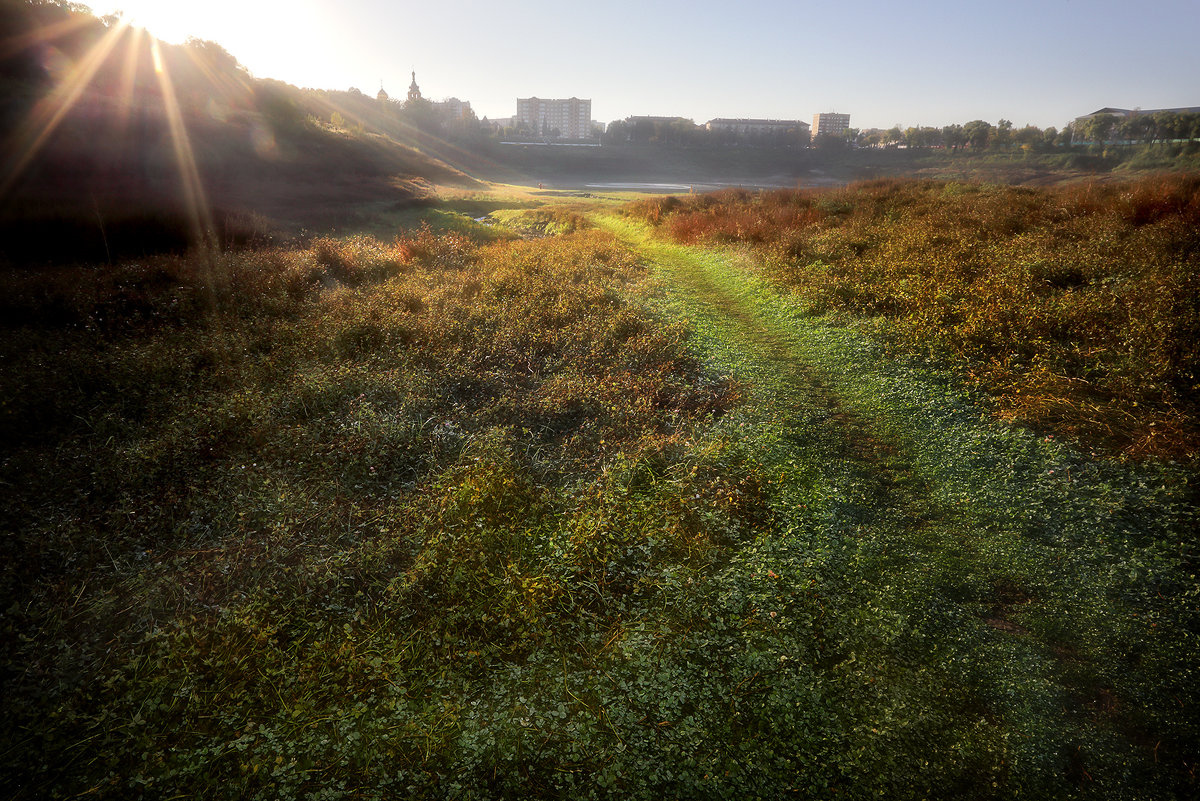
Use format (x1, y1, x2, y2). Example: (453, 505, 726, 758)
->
(622, 176, 1200, 459)
(1, 180, 1198, 800)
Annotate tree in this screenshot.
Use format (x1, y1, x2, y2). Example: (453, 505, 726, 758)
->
(963, 119, 993, 150)
(184, 38, 242, 77)
(399, 96, 438, 134)
(256, 80, 307, 133)
(1121, 114, 1155, 144)
(1187, 113, 1200, 143)
(811, 133, 844, 150)
(1012, 125, 1042, 149)
(994, 118, 1013, 149)
(603, 119, 629, 145)
(942, 124, 965, 152)
(859, 128, 887, 148)
(1083, 113, 1118, 145)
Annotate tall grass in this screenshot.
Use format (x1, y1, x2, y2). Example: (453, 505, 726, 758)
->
(623, 176, 1200, 458)
(3, 205, 1197, 798)
(0, 227, 757, 798)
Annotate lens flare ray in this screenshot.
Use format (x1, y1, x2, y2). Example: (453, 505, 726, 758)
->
(150, 37, 215, 250)
(0, 17, 132, 197)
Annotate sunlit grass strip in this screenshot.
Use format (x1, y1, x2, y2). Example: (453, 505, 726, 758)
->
(600, 213, 1200, 797)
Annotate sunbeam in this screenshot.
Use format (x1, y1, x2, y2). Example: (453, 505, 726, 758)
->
(149, 37, 215, 251)
(0, 16, 132, 198)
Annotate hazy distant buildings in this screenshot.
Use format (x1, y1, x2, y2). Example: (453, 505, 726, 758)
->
(516, 97, 592, 139)
(812, 112, 851, 139)
(707, 118, 810, 137)
(436, 97, 472, 119)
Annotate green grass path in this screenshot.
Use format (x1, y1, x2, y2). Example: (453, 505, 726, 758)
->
(594, 213, 1199, 798)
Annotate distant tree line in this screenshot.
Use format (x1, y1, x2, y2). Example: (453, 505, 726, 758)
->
(596, 113, 1200, 152)
(602, 117, 811, 148)
(1070, 111, 1200, 146)
(856, 120, 1066, 151)
(855, 113, 1200, 152)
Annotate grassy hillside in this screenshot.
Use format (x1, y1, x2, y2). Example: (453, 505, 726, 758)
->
(0, 1, 479, 263)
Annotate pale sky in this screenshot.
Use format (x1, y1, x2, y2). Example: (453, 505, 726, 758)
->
(92, 0, 1199, 130)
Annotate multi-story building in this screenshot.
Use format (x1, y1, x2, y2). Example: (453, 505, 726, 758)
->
(516, 97, 592, 139)
(812, 112, 851, 139)
(436, 97, 472, 120)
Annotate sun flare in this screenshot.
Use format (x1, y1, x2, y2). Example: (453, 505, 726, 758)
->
(92, 1, 330, 89)
(98, 1, 205, 44)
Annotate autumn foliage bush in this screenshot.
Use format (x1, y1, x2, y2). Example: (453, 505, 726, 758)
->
(623, 175, 1200, 458)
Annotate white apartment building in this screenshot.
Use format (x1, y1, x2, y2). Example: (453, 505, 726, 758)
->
(516, 97, 592, 139)
(812, 112, 851, 138)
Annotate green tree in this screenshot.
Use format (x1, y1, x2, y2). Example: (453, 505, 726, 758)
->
(1187, 113, 1200, 142)
(860, 128, 887, 148)
(963, 119, 993, 149)
(603, 119, 629, 145)
(399, 96, 438, 134)
(1121, 113, 1155, 144)
(814, 132, 847, 150)
(1083, 113, 1118, 145)
(1012, 124, 1042, 148)
(942, 124, 965, 152)
(994, 118, 1013, 149)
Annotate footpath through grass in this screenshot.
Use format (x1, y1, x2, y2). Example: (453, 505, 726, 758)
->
(0, 200, 1196, 800)
(599, 213, 1199, 798)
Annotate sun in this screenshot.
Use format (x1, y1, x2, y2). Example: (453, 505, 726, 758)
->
(95, 2, 211, 44)
(89, 1, 331, 89)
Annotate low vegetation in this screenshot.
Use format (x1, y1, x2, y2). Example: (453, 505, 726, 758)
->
(2, 188, 1197, 798)
(0, 226, 765, 798)
(622, 176, 1200, 459)
(487, 205, 592, 237)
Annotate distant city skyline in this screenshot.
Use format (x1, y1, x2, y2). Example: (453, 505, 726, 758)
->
(93, 0, 1200, 131)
